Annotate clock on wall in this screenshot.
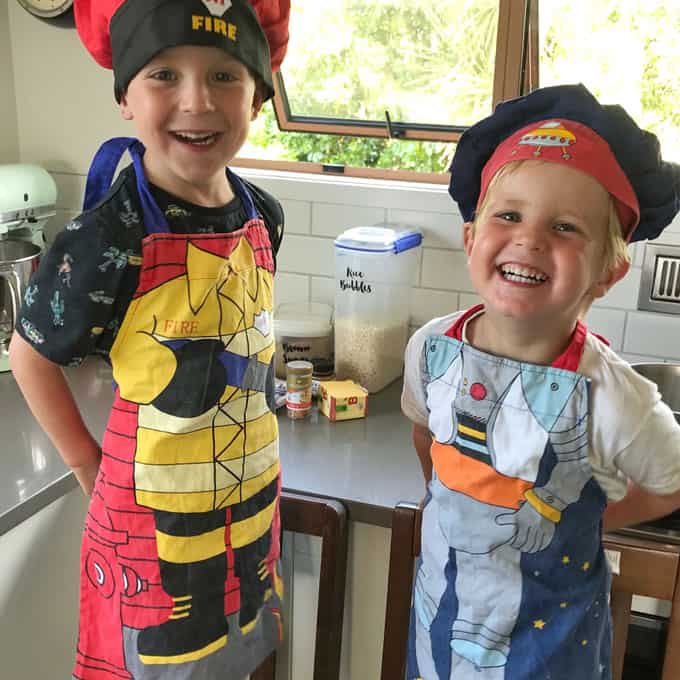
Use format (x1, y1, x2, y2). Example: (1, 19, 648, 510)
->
(17, 0, 74, 19)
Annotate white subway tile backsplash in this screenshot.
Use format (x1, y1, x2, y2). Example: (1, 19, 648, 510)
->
(310, 276, 335, 306)
(459, 293, 484, 309)
(594, 266, 642, 310)
(274, 273, 310, 306)
(311, 203, 386, 238)
(387, 208, 463, 250)
(421, 249, 473, 292)
(277, 234, 335, 277)
(632, 243, 644, 268)
(409, 289, 459, 326)
(53, 172, 87, 211)
(584, 307, 626, 350)
(624, 312, 680, 359)
(280, 199, 311, 235)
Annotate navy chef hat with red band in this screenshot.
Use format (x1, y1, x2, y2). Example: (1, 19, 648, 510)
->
(449, 83, 680, 243)
(75, 0, 290, 102)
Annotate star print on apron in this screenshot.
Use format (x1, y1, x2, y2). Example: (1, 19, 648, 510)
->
(408, 307, 612, 680)
(74, 138, 283, 680)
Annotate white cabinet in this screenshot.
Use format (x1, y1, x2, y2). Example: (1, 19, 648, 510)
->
(0, 488, 88, 679)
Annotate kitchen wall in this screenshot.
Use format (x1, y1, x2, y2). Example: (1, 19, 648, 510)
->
(0, 0, 19, 163)
(7, 0, 680, 365)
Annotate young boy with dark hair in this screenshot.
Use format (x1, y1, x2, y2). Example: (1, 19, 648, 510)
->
(10, 1, 290, 677)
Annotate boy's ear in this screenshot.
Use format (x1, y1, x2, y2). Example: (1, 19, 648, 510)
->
(591, 259, 631, 300)
(463, 222, 475, 257)
(119, 93, 134, 121)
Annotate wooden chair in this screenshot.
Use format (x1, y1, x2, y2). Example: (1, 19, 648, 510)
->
(252, 491, 349, 680)
(380, 502, 680, 680)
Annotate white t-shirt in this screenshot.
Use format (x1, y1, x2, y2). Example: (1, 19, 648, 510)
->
(402, 311, 680, 502)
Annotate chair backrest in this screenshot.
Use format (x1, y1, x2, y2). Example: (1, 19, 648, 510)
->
(252, 491, 349, 680)
(380, 503, 680, 680)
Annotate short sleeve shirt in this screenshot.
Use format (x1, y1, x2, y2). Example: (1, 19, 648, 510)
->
(15, 164, 284, 367)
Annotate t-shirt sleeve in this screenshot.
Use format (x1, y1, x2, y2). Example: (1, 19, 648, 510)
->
(401, 328, 429, 427)
(15, 212, 129, 366)
(585, 340, 680, 497)
(613, 400, 680, 495)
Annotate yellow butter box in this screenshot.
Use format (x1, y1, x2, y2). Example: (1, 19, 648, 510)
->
(318, 380, 368, 421)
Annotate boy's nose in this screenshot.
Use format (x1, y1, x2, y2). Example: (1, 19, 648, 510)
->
(180, 79, 216, 113)
(514, 224, 547, 251)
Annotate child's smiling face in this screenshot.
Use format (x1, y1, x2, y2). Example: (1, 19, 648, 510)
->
(119, 45, 262, 205)
(464, 160, 625, 335)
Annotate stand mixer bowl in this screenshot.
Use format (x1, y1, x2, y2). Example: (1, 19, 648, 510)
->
(0, 239, 42, 358)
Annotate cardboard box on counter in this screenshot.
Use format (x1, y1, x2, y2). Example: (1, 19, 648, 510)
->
(318, 380, 368, 421)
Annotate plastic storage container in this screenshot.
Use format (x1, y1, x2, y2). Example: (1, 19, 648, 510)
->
(274, 302, 334, 379)
(334, 225, 422, 393)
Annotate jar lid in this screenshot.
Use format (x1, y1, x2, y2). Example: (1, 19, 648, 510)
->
(286, 360, 313, 374)
(274, 302, 333, 337)
(334, 225, 423, 254)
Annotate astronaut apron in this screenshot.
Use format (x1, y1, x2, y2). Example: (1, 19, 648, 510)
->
(408, 309, 612, 680)
(74, 139, 283, 680)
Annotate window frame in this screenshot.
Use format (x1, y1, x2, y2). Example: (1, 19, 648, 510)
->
(235, 0, 532, 183)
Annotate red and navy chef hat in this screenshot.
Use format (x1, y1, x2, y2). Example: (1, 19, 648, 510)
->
(449, 83, 680, 243)
(75, 0, 290, 101)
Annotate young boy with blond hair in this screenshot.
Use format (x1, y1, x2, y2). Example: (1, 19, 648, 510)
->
(10, 1, 289, 677)
(402, 84, 680, 679)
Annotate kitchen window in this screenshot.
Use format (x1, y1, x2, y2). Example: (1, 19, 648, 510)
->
(236, 0, 680, 182)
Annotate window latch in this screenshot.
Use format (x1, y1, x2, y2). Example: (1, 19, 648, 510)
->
(384, 110, 406, 139)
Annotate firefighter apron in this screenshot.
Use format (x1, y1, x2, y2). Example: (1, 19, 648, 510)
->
(74, 138, 283, 680)
(408, 311, 612, 680)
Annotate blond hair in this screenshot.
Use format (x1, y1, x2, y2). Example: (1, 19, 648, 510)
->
(471, 160, 631, 276)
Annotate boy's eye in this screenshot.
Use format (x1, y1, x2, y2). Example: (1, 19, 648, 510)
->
(496, 211, 520, 222)
(214, 71, 237, 83)
(150, 70, 175, 82)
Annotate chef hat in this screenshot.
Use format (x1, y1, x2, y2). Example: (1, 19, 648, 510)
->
(74, 0, 290, 101)
(449, 83, 680, 243)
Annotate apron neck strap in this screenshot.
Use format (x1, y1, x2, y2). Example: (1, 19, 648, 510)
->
(83, 138, 258, 236)
(83, 137, 169, 234)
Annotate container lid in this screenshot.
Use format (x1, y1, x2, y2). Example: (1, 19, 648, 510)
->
(334, 225, 423, 254)
(274, 302, 333, 338)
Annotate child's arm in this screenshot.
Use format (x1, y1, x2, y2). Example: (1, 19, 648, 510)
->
(9, 333, 101, 496)
(413, 424, 432, 485)
(603, 481, 680, 532)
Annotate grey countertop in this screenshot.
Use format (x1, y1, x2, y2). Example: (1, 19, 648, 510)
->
(1, 359, 423, 535)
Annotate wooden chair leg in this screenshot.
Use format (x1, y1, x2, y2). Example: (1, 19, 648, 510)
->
(381, 502, 420, 680)
(251, 652, 277, 680)
(662, 567, 680, 680)
(610, 590, 632, 680)
(280, 492, 348, 680)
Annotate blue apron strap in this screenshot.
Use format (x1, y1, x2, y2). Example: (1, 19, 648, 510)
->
(82, 137, 171, 235)
(226, 168, 258, 221)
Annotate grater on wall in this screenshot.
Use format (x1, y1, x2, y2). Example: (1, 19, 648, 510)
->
(638, 243, 680, 314)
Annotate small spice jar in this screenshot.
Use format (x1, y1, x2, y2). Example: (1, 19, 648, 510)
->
(286, 360, 313, 419)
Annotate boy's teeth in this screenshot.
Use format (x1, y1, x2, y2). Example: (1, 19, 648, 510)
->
(500, 265, 547, 284)
(173, 132, 217, 145)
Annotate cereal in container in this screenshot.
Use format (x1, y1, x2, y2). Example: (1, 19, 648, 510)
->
(334, 225, 422, 393)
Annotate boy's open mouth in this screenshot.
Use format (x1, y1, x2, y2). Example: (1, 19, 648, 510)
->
(171, 131, 221, 146)
(498, 264, 548, 285)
